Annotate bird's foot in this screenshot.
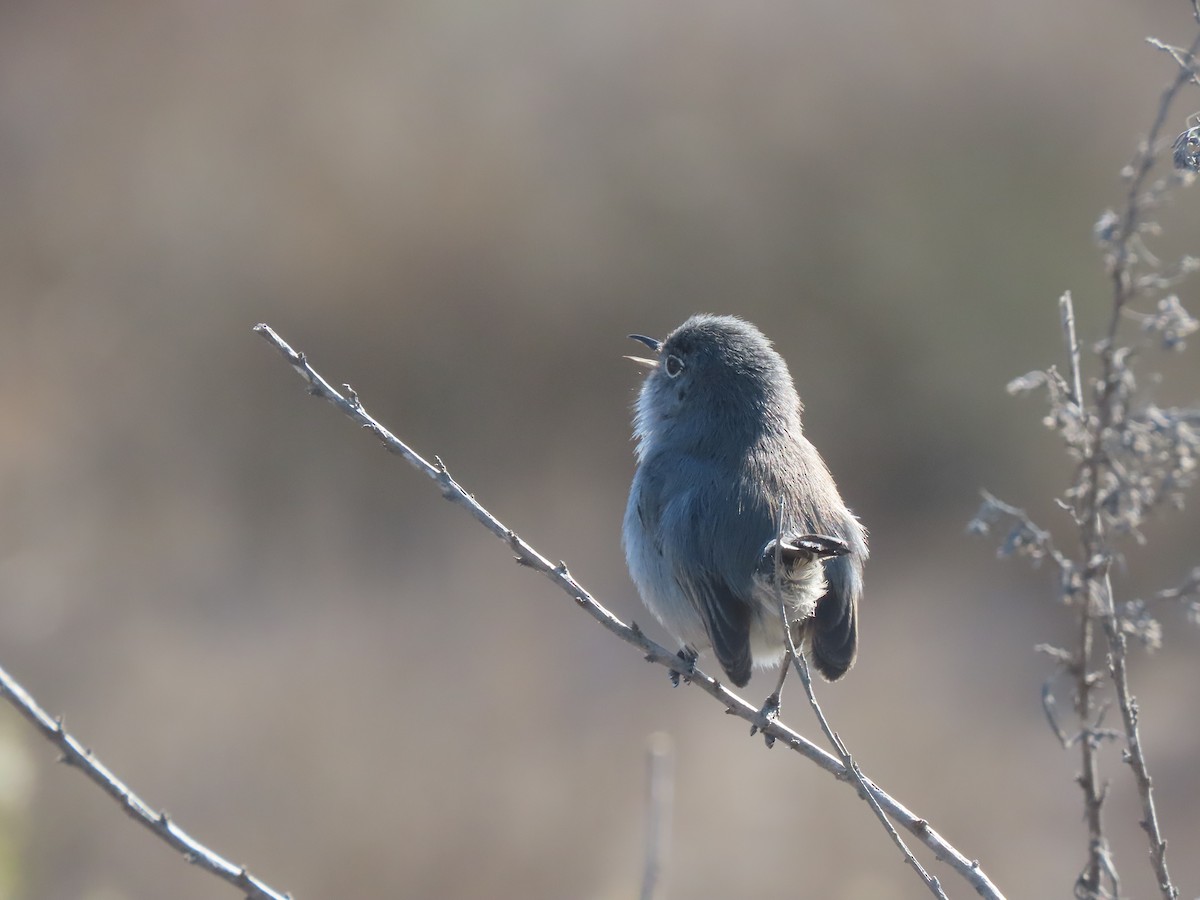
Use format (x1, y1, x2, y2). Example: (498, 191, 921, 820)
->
(669, 647, 698, 687)
(751, 690, 782, 747)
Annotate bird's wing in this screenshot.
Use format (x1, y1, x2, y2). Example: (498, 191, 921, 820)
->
(675, 568, 753, 687)
(660, 466, 764, 688)
(809, 549, 860, 680)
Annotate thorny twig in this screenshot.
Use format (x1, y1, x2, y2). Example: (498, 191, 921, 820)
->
(1076, 24, 1200, 898)
(256, 323, 1006, 900)
(975, 15, 1200, 898)
(767, 508, 949, 900)
(0, 662, 291, 900)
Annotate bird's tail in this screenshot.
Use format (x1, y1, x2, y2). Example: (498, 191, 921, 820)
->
(810, 555, 859, 680)
(767, 533, 859, 681)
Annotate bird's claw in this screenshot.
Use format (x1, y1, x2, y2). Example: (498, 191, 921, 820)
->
(669, 647, 698, 687)
(751, 691, 782, 747)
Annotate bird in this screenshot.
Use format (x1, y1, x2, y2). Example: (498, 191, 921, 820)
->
(622, 314, 867, 689)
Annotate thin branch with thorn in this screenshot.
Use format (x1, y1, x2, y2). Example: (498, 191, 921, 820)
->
(1074, 25, 1199, 896)
(1060, 292, 1085, 413)
(0, 661, 291, 900)
(1040, 670, 1074, 749)
(769, 504, 949, 900)
(255, 323, 1005, 900)
(973, 8, 1199, 897)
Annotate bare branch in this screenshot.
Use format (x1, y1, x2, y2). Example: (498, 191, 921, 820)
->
(1078, 25, 1200, 897)
(968, 491, 1070, 570)
(975, 9, 1197, 897)
(1040, 669, 1075, 748)
(255, 323, 1007, 900)
(1147, 37, 1200, 88)
(1150, 565, 1200, 607)
(1073, 583, 1111, 899)
(1103, 28, 1200, 324)
(1097, 568, 1179, 898)
(767, 500, 948, 900)
(0, 661, 291, 900)
(1061, 292, 1085, 412)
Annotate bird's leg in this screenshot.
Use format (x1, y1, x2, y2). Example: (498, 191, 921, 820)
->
(670, 646, 698, 687)
(751, 659, 791, 747)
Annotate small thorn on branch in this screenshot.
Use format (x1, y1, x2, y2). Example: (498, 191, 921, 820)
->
(505, 530, 537, 568)
(363, 421, 387, 444)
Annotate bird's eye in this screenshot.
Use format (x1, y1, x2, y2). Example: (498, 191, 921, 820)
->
(664, 355, 684, 377)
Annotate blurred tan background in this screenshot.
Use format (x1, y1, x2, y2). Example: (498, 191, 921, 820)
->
(1, 1, 1199, 898)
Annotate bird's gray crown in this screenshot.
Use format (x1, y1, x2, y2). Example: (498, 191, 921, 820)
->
(632, 314, 803, 460)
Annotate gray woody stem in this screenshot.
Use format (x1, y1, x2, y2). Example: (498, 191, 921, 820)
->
(0, 662, 291, 900)
(1071, 25, 1200, 896)
(255, 322, 1006, 900)
(767, 510, 949, 900)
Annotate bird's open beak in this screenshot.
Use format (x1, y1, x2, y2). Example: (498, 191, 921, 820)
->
(625, 333, 661, 368)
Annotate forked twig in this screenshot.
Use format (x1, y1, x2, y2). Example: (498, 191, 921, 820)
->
(1072, 25, 1200, 895)
(769, 509, 949, 900)
(255, 323, 1005, 900)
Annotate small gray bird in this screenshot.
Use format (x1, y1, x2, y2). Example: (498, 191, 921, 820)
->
(622, 314, 867, 688)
